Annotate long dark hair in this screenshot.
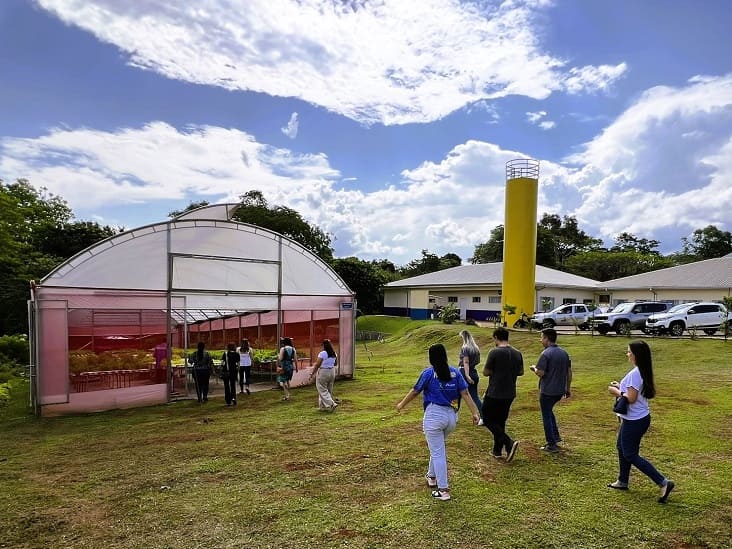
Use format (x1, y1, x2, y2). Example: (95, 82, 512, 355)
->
(429, 343, 451, 382)
(240, 339, 250, 352)
(196, 341, 205, 362)
(629, 340, 656, 399)
(322, 339, 336, 358)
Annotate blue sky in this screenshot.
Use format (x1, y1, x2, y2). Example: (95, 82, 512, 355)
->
(1, 0, 731, 265)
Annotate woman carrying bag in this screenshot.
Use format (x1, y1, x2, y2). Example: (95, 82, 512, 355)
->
(607, 340, 675, 503)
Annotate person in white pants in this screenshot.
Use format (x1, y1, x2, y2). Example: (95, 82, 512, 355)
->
(309, 339, 338, 411)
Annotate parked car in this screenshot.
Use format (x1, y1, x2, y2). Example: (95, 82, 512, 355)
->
(645, 302, 732, 336)
(531, 304, 594, 330)
(589, 301, 672, 335)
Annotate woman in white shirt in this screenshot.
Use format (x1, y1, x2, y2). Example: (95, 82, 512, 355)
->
(309, 339, 338, 411)
(238, 339, 254, 395)
(607, 340, 675, 503)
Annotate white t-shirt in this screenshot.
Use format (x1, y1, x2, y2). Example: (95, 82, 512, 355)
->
(318, 350, 337, 369)
(618, 366, 649, 420)
(238, 349, 252, 367)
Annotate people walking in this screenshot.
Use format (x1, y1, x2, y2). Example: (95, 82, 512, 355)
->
(458, 329, 482, 420)
(188, 341, 213, 403)
(396, 343, 480, 501)
(607, 340, 675, 503)
(277, 337, 298, 401)
(530, 328, 572, 453)
(482, 327, 524, 461)
(220, 342, 239, 406)
(238, 339, 253, 395)
(309, 339, 338, 411)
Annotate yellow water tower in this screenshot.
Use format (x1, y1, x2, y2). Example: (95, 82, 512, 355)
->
(502, 159, 539, 327)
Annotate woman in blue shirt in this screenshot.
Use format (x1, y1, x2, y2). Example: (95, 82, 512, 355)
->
(397, 343, 480, 501)
(607, 340, 675, 503)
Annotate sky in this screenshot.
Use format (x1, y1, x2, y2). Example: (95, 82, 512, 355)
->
(1, 0, 731, 266)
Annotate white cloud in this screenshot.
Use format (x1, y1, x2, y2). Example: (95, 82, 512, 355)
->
(526, 110, 555, 130)
(36, 0, 626, 125)
(281, 112, 299, 139)
(2, 75, 729, 264)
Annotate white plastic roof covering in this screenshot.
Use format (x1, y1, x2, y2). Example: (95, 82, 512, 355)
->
(39, 204, 352, 316)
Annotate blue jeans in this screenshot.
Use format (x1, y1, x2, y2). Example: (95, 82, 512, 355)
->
(423, 403, 457, 490)
(617, 414, 665, 486)
(461, 368, 482, 414)
(539, 393, 563, 446)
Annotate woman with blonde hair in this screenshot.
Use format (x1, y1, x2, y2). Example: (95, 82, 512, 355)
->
(459, 329, 482, 419)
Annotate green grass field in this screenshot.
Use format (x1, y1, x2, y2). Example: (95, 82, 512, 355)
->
(1, 319, 730, 548)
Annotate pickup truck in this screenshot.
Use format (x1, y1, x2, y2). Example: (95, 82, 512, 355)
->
(589, 301, 671, 335)
(531, 304, 595, 330)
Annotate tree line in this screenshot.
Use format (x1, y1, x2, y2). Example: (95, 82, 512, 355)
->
(2, 179, 731, 336)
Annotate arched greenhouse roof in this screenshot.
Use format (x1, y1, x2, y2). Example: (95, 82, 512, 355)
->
(39, 204, 353, 316)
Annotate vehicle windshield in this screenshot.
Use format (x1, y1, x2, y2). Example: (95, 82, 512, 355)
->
(667, 303, 692, 313)
(611, 303, 633, 313)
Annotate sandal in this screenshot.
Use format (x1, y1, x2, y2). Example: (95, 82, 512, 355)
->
(425, 475, 437, 488)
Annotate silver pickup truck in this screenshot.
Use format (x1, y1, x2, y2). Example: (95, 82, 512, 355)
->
(531, 304, 594, 330)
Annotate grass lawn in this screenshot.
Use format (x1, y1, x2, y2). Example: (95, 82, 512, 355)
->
(1, 320, 730, 548)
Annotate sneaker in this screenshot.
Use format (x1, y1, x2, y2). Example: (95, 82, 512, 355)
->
(245, 387, 251, 395)
(329, 402, 338, 412)
(425, 475, 437, 488)
(477, 418, 484, 426)
(506, 441, 519, 462)
(431, 489, 451, 501)
(540, 444, 560, 453)
(490, 452, 504, 460)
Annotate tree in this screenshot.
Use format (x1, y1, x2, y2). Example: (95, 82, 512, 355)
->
(439, 253, 462, 270)
(232, 191, 334, 263)
(400, 249, 441, 277)
(565, 250, 673, 281)
(331, 257, 397, 314)
(0, 179, 118, 335)
(610, 232, 661, 255)
(539, 214, 603, 268)
(682, 225, 732, 260)
(469, 225, 504, 263)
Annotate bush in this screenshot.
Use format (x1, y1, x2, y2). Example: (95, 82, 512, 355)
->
(438, 303, 460, 324)
(0, 335, 29, 366)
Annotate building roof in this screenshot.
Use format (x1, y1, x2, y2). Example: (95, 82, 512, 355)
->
(599, 256, 732, 290)
(384, 263, 599, 290)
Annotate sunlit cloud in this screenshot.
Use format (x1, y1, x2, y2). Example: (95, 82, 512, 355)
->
(36, 0, 626, 126)
(281, 112, 299, 139)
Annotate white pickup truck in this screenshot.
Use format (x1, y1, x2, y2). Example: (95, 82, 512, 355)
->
(531, 304, 595, 330)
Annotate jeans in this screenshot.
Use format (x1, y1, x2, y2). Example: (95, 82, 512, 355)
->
(461, 367, 482, 414)
(315, 368, 336, 408)
(423, 403, 457, 490)
(617, 414, 665, 486)
(539, 393, 563, 446)
(482, 397, 515, 455)
(239, 366, 251, 390)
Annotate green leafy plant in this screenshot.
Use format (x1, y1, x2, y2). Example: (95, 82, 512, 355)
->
(438, 302, 460, 324)
(502, 303, 517, 327)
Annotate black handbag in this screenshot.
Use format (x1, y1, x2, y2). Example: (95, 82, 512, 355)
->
(613, 395, 629, 414)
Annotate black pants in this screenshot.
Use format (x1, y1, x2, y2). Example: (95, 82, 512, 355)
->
(222, 373, 237, 405)
(239, 366, 251, 390)
(193, 368, 211, 402)
(482, 397, 515, 455)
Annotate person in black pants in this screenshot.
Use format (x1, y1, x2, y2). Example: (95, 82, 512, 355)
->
(188, 341, 213, 403)
(482, 327, 525, 461)
(221, 342, 240, 406)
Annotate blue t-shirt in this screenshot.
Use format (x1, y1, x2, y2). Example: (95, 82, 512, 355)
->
(414, 366, 468, 410)
(536, 344, 572, 396)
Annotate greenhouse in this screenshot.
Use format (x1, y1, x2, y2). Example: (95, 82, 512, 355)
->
(29, 204, 356, 416)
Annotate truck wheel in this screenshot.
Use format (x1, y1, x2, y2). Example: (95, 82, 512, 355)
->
(542, 319, 555, 329)
(578, 323, 589, 331)
(669, 322, 685, 336)
(597, 326, 610, 335)
(615, 320, 630, 335)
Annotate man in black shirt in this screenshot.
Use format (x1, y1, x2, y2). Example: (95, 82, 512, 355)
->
(482, 327, 524, 461)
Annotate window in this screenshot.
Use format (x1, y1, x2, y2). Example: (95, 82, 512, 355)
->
(447, 296, 458, 303)
(472, 297, 481, 303)
(562, 298, 577, 304)
(488, 296, 501, 304)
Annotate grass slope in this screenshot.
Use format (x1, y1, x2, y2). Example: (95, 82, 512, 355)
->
(1, 319, 730, 548)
